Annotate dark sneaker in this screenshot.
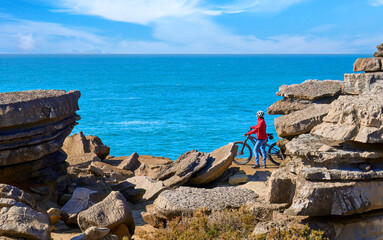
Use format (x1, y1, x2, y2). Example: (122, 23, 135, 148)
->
(261, 165, 266, 168)
(251, 164, 260, 169)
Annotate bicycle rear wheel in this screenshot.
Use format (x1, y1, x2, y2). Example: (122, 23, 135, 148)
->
(233, 141, 252, 165)
(267, 142, 285, 166)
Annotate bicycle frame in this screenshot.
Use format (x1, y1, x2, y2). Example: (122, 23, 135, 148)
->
(244, 135, 271, 148)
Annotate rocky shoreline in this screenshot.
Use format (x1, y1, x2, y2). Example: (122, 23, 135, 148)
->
(1, 44, 383, 240)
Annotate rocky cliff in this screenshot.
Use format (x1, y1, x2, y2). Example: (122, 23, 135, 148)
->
(0, 90, 80, 183)
(264, 43, 383, 239)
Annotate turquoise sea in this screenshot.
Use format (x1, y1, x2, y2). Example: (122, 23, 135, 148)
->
(0, 55, 367, 159)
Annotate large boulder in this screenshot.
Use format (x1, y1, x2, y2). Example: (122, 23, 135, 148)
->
(77, 191, 135, 236)
(276, 79, 343, 100)
(143, 186, 258, 226)
(284, 179, 383, 216)
(189, 143, 237, 185)
(274, 104, 329, 138)
(267, 98, 313, 115)
(353, 58, 382, 72)
(61, 187, 106, 225)
(0, 90, 80, 183)
(0, 184, 50, 240)
(374, 43, 383, 57)
(62, 132, 110, 166)
(155, 150, 208, 188)
(311, 91, 383, 143)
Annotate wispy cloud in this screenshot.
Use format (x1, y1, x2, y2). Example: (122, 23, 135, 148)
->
(215, 0, 310, 14)
(369, 0, 383, 6)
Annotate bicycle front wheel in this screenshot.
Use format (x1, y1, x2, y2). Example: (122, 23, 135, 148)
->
(233, 141, 252, 165)
(267, 142, 285, 166)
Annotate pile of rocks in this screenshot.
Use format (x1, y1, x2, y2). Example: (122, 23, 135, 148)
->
(0, 90, 80, 184)
(263, 43, 383, 239)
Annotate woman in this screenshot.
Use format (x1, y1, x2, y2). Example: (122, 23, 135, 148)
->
(244, 110, 267, 168)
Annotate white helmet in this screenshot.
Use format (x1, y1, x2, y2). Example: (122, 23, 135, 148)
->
(256, 110, 265, 118)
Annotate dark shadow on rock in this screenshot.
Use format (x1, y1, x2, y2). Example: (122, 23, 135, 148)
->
(250, 171, 272, 182)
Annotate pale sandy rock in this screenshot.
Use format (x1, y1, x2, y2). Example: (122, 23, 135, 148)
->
(125, 176, 166, 201)
(276, 79, 342, 100)
(134, 163, 170, 178)
(189, 143, 237, 185)
(284, 178, 383, 216)
(144, 186, 258, 225)
(155, 150, 208, 188)
(77, 191, 135, 236)
(343, 72, 383, 94)
(274, 104, 329, 138)
(299, 166, 383, 181)
(0, 205, 50, 240)
(117, 152, 141, 171)
(61, 188, 106, 225)
(353, 57, 382, 72)
(374, 43, 383, 57)
(311, 93, 383, 143)
(228, 172, 249, 185)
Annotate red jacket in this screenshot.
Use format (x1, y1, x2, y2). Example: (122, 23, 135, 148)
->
(246, 118, 267, 140)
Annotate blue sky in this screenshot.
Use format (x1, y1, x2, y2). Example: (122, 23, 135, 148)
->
(1, 0, 383, 53)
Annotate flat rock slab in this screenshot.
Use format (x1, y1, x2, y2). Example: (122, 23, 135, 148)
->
(299, 166, 383, 181)
(0, 90, 80, 128)
(274, 104, 329, 138)
(285, 134, 383, 166)
(276, 79, 342, 100)
(267, 99, 313, 115)
(77, 191, 135, 236)
(125, 176, 166, 201)
(189, 143, 237, 185)
(155, 150, 208, 188)
(152, 186, 258, 218)
(0, 184, 35, 208)
(284, 178, 383, 216)
(88, 161, 134, 182)
(311, 92, 383, 143)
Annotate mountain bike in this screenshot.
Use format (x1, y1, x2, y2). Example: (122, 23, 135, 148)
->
(233, 133, 284, 166)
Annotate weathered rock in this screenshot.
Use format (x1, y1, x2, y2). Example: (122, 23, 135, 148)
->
(111, 224, 131, 240)
(117, 152, 141, 171)
(88, 161, 134, 183)
(284, 178, 383, 216)
(311, 93, 383, 143)
(0, 184, 35, 208)
(125, 176, 166, 201)
(274, 104, 329, 138)
(144, 186, 258, 225)
(343, 72, 383, 94)
(0, 205, 51, 240)
(155, 150, 208, 188)
(299, 166, 383, 181)
(189, 143, 237, 185)
(267, 98, 313, 115)
(353, 58, 382, 72)
(0, 90, 80, 183)
(268, 169, 296, 204)
(285, 134, 383, 167)
(77, 191, 135, 236)
(63, 132, 110, 166)
(276, 79, 342, 100)
(61, 187, 106, 225)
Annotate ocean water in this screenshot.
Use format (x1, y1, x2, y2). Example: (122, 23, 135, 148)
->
(0, 54, 367, 159)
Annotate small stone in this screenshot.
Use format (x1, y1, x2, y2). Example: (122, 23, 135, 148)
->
(228, 172, 249, 185)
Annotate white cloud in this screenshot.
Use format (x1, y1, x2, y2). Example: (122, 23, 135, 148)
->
(369, 0, 383, 6)
(17, 34, 36, 50)
(54, 0, 203, 25)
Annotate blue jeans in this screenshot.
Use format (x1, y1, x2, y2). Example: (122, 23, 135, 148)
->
(254, 139, 267, 165)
